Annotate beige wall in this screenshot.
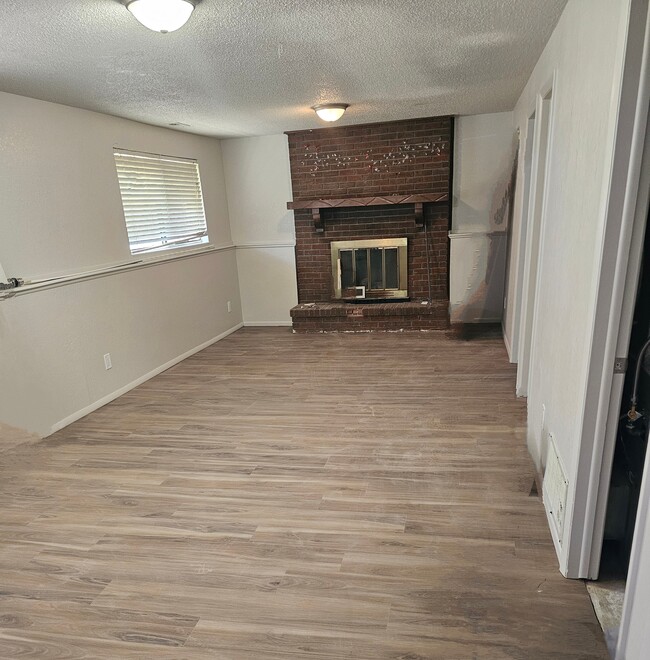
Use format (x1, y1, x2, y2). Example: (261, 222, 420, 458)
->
(452, 112, 515, 234)
(221, 134, 297, 326)
(450, 112, 516, 323)
(0, 92, 242, 437)
(222, 120, 520, 327)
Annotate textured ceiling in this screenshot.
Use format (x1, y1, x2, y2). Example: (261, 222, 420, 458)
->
(0, 0, 567, 138)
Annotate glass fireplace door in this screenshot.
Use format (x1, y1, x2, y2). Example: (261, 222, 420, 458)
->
(331, 238, 408, 300)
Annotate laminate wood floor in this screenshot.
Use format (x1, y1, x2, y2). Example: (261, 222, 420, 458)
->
(0, 328, 607, 659)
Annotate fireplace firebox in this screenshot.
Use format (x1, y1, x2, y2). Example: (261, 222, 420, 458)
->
(331, 238, 408, 301)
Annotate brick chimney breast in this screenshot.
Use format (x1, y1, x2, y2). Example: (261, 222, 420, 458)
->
(286, 116, 453, 331)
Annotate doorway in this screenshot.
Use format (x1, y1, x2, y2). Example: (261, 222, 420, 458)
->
(507, 113, 536, 363)
(589, 199, 650, 655)
(516, 86, 554, 396)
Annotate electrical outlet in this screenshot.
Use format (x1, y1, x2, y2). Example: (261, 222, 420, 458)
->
(103, 353, 112, 370)
(227, 300, 232, 313)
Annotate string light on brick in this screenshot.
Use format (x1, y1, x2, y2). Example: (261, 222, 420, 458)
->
(301, 140, 446, 177)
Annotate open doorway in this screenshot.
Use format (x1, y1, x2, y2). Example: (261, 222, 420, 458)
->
(602, 207, 650, 577)
(588, 199, 650, 655)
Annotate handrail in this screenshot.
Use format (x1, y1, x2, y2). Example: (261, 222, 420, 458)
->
(0, 243, 235, 301)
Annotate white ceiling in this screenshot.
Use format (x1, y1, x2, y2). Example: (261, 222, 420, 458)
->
(0, 0, 567, 138)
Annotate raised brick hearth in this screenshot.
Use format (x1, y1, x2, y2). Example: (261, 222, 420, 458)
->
(290, 300, 449, 333)
(286, 116, 453, 332)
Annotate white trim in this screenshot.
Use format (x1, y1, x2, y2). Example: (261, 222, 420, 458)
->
(48, 322, 244, 436)
(236, 241, 295, 250)
(514, 106, 539, 391)
(243, 321, 293, 327)
(0, 242, 296, 300)
(448, 231, 507, 240)
(526, 78, 557, 398)
(591, 121, 650, 580)
(502, 323, 513, 361)
(509, 114, 537, 364)
(515, 72, 557, 397)
(0, 244, 236, 301)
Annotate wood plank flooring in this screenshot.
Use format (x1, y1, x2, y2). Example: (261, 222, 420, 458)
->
(0, 328, 607, 659)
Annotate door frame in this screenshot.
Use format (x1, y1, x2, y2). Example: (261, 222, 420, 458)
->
(515, 75, 557, 397)
(612, 146, 650, 660)
(589, 125, 650, 580)
(565, 0, 650, 579)
(508, 113, 537, 364)
(617, 416, 650, 657)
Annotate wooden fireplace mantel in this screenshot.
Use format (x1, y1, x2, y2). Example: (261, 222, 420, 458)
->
(286, 193, 449, 233)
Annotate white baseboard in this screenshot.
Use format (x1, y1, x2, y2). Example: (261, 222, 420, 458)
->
(48, 322, 244, 436)
(502, 324, 514, 362)
(243, 321, 293, 327)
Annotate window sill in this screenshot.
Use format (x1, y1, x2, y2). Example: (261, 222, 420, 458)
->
(131, 236, 210, 257)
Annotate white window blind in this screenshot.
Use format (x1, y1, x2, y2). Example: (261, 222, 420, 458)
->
(114, 149, 209, 254)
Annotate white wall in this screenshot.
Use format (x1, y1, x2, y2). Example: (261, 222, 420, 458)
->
(453, 112, 515, 234)
(450, 112, 515, 324)
(0, 92, 242, 437)
(503, 0, 631, 563)
(221, 134, 297, 326)
(224, 120, 520, 327)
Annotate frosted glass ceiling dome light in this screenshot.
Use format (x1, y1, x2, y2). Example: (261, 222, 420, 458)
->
(314, 104, 349, 122)
(123, 0, 199, 33)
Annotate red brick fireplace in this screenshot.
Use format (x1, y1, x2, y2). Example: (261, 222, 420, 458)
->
(286, 116, 452, 332)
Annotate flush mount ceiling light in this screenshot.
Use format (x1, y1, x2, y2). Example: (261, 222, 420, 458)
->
(314, 104, 349, 122)
(122, 0, 200, 33)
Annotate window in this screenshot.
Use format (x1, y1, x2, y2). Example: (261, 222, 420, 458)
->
(114, 149, 209, 254)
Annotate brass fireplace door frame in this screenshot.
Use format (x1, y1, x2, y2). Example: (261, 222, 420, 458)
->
(331, 238, 408, 300)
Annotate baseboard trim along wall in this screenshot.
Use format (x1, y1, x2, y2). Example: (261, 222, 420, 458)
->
(243, 321, 293, 327)
(502, 323, 514, 362)
(48, 322, 244, 437)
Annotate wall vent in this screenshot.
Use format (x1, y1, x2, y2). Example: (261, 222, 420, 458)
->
(542, 433, 568, 544)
